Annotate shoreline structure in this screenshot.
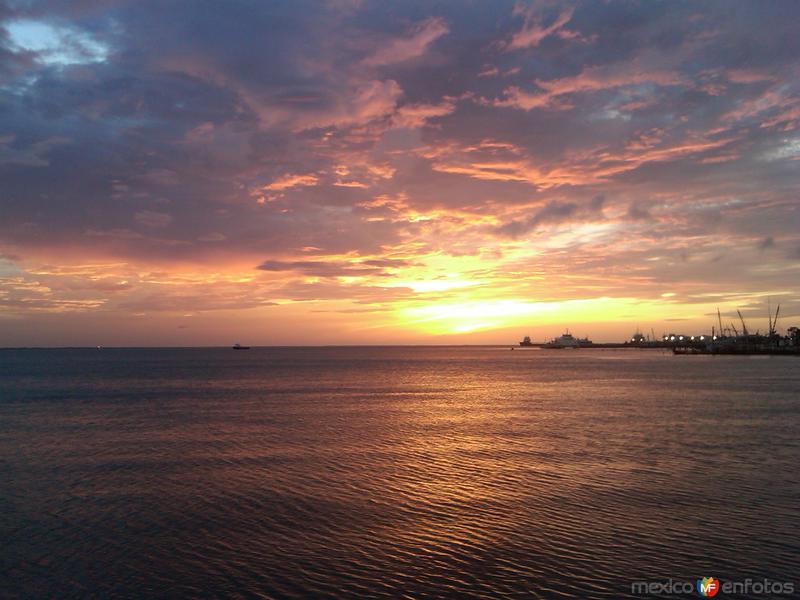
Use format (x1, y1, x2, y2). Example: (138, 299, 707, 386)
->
(519, 305, 800, 355)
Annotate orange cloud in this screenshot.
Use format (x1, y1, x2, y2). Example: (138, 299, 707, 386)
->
(392, 98, 456, 128)
(264, 173, 320, 191)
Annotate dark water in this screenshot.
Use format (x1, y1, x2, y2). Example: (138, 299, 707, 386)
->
(1, 347, 798, 599)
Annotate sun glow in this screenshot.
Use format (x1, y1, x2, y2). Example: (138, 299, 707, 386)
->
(395, 296, 706, 336)
(400, 299, 556, 333)
(391, 278, 483, 294)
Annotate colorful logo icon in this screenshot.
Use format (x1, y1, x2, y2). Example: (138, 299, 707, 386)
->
(697, 577, 720, 597)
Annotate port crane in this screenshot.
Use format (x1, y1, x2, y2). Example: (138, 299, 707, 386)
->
(737, 310, 749, 336)
(768, 302, 781, 337)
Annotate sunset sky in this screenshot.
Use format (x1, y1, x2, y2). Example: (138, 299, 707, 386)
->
(1, 0, 799, 346)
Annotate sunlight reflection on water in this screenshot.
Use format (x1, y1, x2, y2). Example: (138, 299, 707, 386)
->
(1, 347, 798, 598)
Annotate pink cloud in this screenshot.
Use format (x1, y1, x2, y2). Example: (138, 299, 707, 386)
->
(392, 98, 456, 128)
(726, 69, 776, 84)
(346, 79, 403, 123)
(364, 17, 448, 66)
(508, 6, 575, 50)
(492, 85, 566, 111)
(720, 89, 799, 128)
(536, 65, 685, 96)
(492, 64, 685, 111)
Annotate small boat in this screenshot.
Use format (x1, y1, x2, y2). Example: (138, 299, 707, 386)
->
(232, 343, 250, 350)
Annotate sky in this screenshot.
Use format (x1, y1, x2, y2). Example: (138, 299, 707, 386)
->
(1, 0, 799, 346)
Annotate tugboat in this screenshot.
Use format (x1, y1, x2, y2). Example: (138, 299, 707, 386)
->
(519, 335, 535, 347)
(232, 343, 250, 350)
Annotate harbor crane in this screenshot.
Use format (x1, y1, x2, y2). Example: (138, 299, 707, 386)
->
(768, 302, 781, 337)
(737, 310, 749, 336)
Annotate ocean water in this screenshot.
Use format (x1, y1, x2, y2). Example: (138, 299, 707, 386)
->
(1, 347, 798, 599)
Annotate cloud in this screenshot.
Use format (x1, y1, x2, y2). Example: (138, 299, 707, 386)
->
(198, 232, 226, 242)
(537, 65, 685, 96)
(134, 211, 173, 228)
(493, 64, 686, 112)
(758, 236, 775, 250)
(364, 17, 448, 66)
(340, 79, 403, 125)
(264, 173, 320, 191)
(256, 258, 412, 278)
(494, 197, 605, 238)
(5, 18, 109, 66)
(508, 6, 575, 50)
(1, 1, 800, 343)
(492, 86, 565, 111)
(726, 69, 776, 84)
(392, 98, 456, 128)
(85, 228, 143, 240)
(0, 135, 71, 167)
(626, 200, 654, 221)
(284, 79, 403, 130)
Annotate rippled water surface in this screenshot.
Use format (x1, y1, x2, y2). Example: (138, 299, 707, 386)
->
(1, 347, 799, 598)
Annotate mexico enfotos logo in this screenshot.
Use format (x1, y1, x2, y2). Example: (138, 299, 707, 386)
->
(696, 577, 720, 597)
(631, 577, 795, 596)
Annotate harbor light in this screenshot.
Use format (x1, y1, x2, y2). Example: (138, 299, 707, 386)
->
(700, 336, 705, 341)
(679, 336, 684, 341)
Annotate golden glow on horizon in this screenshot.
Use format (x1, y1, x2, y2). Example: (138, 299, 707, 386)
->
(396, 297, 666, 335)
(3, 223, 797, 345)
(3, 245, 793, 343)
(391, 277, 482, 294)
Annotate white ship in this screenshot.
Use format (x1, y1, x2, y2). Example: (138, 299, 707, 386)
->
(543, 330, 592, 349)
